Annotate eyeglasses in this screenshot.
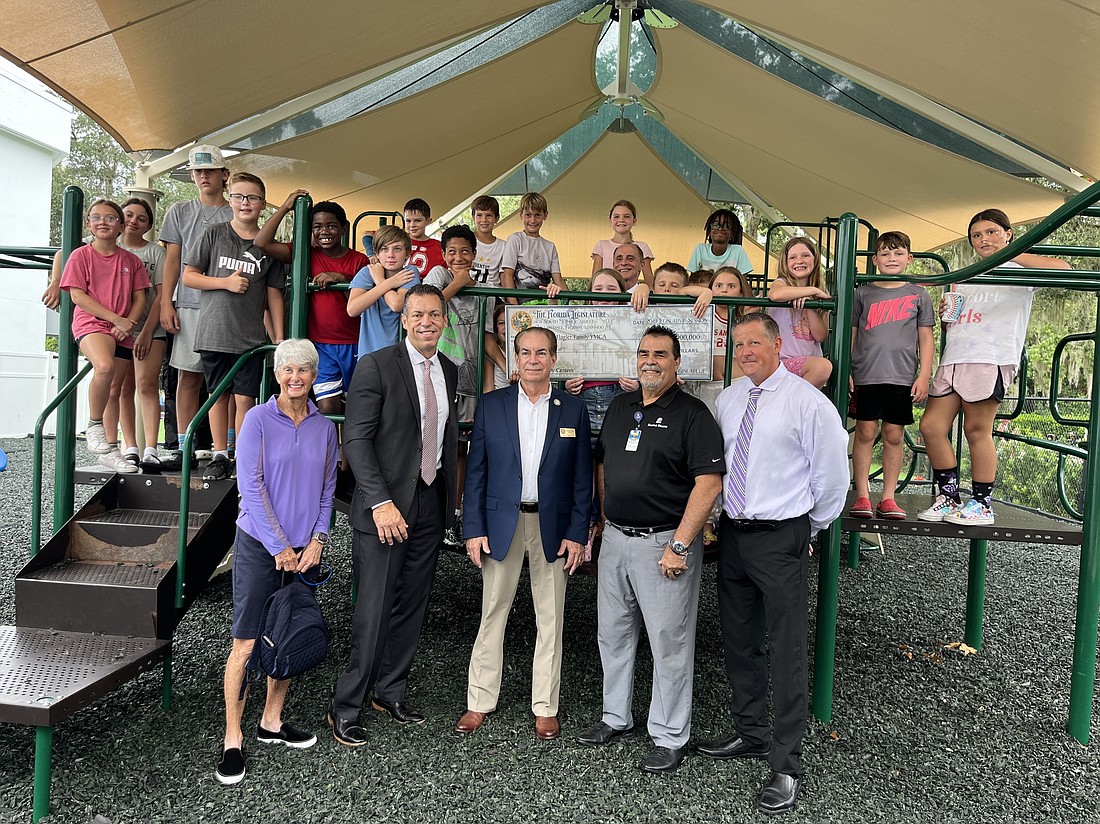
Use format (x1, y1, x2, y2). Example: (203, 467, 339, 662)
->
(88, 215, 120, 224)
(229, 193, 264, 204)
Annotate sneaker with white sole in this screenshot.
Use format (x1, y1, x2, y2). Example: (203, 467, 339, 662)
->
(203, 454, 232, 481)
(97, 449, 139, 474)
(916, 494, 961, 522)
(944, 498, 995, 526)
(257, 721, 317, 749)
(215, 747, 245, 785)
(84, 423, 111, 455)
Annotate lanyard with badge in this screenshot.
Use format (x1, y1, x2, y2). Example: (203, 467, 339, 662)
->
(626, 409, 643, 452)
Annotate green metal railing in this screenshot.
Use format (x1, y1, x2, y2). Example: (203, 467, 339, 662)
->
(174, 345, 274, 609)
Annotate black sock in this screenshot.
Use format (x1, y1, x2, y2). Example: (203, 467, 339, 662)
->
(972, 481, 994, 506)
(933, 468, 960, 501)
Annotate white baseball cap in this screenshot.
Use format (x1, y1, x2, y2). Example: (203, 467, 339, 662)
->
(188, 144, 228, 170)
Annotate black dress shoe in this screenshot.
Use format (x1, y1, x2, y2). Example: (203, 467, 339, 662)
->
(641, 746, 686, 774)
(372, 698, 426, 725)
(758, 772, 802, 816)
(575, 721, 634, 746)
(327, 711, 369, 747)
(694, 733, 769, 760)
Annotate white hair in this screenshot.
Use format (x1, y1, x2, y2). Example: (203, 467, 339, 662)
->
(274, 338, 319, 373)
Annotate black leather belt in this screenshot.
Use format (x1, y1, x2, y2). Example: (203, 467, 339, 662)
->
(725, 518, 783, 532)
(519, 502, 539, 513)
(608, 521, 679, 537)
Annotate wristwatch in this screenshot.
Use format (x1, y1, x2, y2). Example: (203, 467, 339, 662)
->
(312, 532, 329, 546)
(668, 539, 689, 557)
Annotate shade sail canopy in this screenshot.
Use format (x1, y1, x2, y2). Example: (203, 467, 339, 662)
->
(1, 0, 1089, 250)
(495, 129, 771, 279)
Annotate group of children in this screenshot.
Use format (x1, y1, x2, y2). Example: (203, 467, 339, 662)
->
(56, 143, 1063, 525)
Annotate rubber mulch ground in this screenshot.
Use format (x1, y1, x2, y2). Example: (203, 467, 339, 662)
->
(0, 436, 1098, 823)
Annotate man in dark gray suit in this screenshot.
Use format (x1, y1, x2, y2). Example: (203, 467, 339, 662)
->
(329, 284, 458, 746)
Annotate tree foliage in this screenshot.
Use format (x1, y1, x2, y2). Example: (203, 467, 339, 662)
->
(50, 113, 197, 245)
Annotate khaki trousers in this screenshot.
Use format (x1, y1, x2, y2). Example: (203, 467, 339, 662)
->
(466, 512, 568, 716)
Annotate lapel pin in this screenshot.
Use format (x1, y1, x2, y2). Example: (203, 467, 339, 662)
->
(553, 398, 561, 406)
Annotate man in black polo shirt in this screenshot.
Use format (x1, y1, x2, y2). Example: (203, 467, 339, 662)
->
(576, 324, 724, 773)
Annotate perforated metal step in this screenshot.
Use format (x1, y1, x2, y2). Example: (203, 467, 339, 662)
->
(81, 509, 205, 530)
(0, 626, 169, 726)
(22, 561, 167, 588)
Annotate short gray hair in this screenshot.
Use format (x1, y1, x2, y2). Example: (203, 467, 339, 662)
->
(274, 338, 319, 373)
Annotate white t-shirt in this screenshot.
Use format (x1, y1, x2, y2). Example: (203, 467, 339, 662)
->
(473, 238, 505, 287)
(941, 262, 1037, 366)
(501, 232, 560, 290)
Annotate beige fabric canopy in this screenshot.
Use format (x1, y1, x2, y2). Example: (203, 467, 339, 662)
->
(648, 24, 1066, 250)
(495, 129, 771, 280)
(711, 0, 1100, 179)
(4, 0, 544, 151)
(1, 1, 1088, 250)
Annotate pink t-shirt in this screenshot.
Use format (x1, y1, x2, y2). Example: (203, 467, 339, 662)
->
(60, 244, 150, 346)
(591, 238, 655, 267)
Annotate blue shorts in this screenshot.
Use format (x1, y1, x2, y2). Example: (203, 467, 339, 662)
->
(314, 342, 358, 401)
(231, 526, 286, 640)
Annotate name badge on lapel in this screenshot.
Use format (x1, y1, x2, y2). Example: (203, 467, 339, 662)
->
(560, 428, 576, 438)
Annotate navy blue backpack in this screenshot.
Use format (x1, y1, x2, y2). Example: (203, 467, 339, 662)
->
(241, 566, 332, 695)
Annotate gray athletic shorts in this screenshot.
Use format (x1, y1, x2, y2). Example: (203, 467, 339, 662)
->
(168, 306, 203, 373)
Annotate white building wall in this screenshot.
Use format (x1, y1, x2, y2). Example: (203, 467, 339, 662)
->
(0, 59, 75, 437)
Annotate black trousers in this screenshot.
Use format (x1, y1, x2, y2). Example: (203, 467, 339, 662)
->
(332, 476, 445, 719)
(716, 513, 810, 777)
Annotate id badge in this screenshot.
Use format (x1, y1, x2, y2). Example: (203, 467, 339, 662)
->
(625, 427, 641, 452)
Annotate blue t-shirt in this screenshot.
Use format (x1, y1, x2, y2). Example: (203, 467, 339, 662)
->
(349, 266, 421, 358)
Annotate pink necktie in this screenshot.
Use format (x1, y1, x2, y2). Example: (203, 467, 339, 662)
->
(420, 360, 437, 484)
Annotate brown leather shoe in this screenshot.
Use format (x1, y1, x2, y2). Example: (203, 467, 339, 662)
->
(535, 715, 560, 740)
(454, 710, 487, 734)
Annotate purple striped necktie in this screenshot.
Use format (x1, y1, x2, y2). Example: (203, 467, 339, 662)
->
(725, 387, 762, 517)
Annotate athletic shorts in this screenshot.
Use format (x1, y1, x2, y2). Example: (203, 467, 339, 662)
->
(313, 342, 358, 401)
(200, 350, 264, 399)
(232, 527, 288, 639)
(456, 394, 477, 424)
(169, 307, 203, 373)
(930, 363, 1015, 404)
(852, 383, 914, 425)
(75, 333, 133, 360)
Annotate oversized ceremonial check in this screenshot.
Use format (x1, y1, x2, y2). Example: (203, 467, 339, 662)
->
(505, 305, 714, 381)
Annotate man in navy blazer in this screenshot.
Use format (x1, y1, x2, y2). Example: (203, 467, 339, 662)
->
(329, 285, 458, 747)
(455, 326, 592, 740)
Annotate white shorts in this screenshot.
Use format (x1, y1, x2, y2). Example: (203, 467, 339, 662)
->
(169, 306, 203, 373)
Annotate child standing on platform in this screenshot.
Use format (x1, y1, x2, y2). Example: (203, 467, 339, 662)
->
(848, 232, 934, 520)
(404, 198, 446, 275)
(768, 237, 833, 389)
(118, 197, 167, 471)
(917, 209, 1071, 526)
(591, 200, 654, 285)
(182, 172, 286, 482)
(61, 199, 150, 473)
(347, 225, 420, 358)
(500, 191, 565, 304)
(688, 208, 753, 277)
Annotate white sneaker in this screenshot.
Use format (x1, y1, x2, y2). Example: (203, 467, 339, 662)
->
(944, 498, 995, 526)
(84, 423, 112, 455)
(917, 494, 961, 522)
(98, 449, 139, 474)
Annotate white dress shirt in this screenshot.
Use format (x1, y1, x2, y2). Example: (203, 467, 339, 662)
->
(406, 338, 449, 472)
(715, 364, 849, 536)
(518, 386, 551, 502)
